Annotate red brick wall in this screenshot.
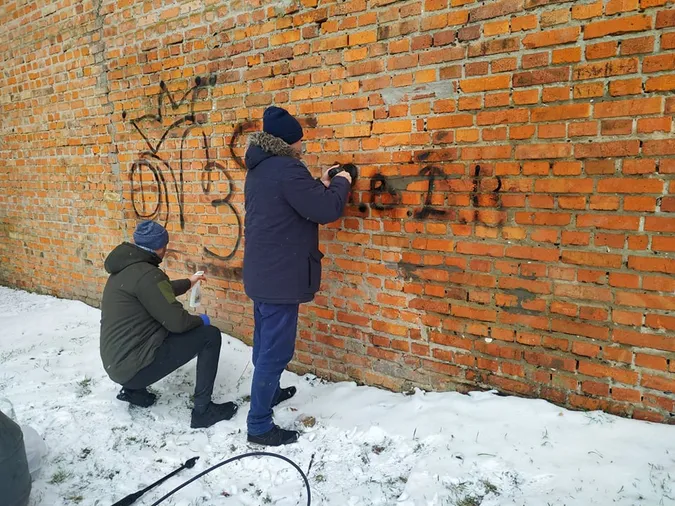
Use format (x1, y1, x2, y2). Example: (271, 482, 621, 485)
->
(1, 0, 674, 423)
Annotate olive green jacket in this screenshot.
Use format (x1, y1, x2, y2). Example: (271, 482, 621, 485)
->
(99, 242, 203, 384)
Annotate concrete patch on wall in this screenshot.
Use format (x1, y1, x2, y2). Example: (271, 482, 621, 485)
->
(380, 82, 455, 106)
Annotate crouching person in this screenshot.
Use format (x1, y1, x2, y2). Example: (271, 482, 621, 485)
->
(243, 106, 352, 446)
(100, 220, 237, 428)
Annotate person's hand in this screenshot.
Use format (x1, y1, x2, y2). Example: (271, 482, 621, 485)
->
(199, 314, 211, 326)
(321, 165, 339, 188)
(189, 272, 206, 287)
(334, 170, 352, 185)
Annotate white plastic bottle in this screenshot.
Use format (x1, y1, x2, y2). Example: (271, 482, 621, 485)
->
(189, 271, 204, 308)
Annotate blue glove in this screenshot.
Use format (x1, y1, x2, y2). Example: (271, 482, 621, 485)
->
(199, 314, 211, 326)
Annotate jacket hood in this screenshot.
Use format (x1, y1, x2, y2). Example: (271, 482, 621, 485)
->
(104, 242, 161, 274)
(244, 131, 301, 170)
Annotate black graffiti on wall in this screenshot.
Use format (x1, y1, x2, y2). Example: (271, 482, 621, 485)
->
(123, 74, 505, 272)
(123, 75, 241, 261)
(357, 164, 503, 227)
(228, 121, 256, 170)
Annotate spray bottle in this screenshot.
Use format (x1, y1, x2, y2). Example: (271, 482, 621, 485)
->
(189, 271, 204, 309)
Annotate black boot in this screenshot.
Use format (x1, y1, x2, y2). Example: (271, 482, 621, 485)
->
(191, 401, 238, 429)
(247, 425, 299, 446)
(272, 386, 297, 408)
(117, 388, 157, 408)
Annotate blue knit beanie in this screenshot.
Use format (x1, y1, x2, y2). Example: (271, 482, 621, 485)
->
(133, 220, 169, 251)
(263, 106, 303, 145)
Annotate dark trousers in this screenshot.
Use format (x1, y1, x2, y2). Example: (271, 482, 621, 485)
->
(124, 324, 222, 408)
(247, 302, 299, 435)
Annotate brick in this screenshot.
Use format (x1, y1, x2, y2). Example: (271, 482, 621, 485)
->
(577, 214, 640, 230)
(656, 9, 675, 28)
(425, 0, 448, 10)
(586, 41, 618, 60)
(532, 103, 590, 122)
(573, 1, 603, 20)
(635, 353, 668, 371)
(584, 15, 652, 39)
(523, 26, 580, 48)
(643, 53, 675, 73)
(606, 0, 639, 14)
(645, 75, 675, 92)
(506, 246, 560, 262)
(534, 178, 594, 193)
(430, 29, 454, 47)
(663, 32, 675, 50)
(582, 380, 610, 397)
(460, 75, 511, 93)
(562, 250, 623, 268)
(457, 24, 481, 41)
(388, 54, 419, 70)
(646, 314, 675, 332)
(524, 351, 577, 371)
(574, 58, 639, 80)
(652, 237, 675, 253)
(515, 143, 572, 159)
(624, 196, 656, 212)
(512, 14, 538, 31)
(513, 67, 570, 87)
(478, 108, 529, 125)
(492, 57, 518, 73)
(612, 388, 641, 403)
(621, 35, 655, 55)
(642, 374, 675, 394)
(640, 116, 673, 134)
(468, 37, 521, 57)
(427, 114, 474, 129)
(622, 159, 655, 175)
(574, 83, 605, 100)
(348, 30, 377, 46)
(601, 119, 632, 135)
(552, 47, 582, 64)
(521, 53, 549, 70)
(469, 0, 525, 22)
(578, 361, 638, 385)
(516, 211, 571, 226)
(628, 256, 675, 274)
(318, 112, 353, 125)
(643, 139, 675, 155)
(552, 319, 609, 340)
(540, 8, 570, 26)
(598, 178, 663, 193)
(616, 291, 675, 311)
(575, 140, 640, 158)
(645, 217, 675, 233)
(643, 395, 675, 415)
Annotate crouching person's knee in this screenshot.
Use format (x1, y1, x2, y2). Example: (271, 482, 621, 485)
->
(204, 324, 222, 346)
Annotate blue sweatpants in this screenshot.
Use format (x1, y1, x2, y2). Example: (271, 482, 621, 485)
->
(247, 302, 299, 436)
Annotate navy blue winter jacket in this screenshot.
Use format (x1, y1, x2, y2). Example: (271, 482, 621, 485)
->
(243, 131, 351, 304)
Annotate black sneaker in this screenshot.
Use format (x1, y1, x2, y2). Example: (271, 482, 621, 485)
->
(272, 386, 297, 408)
(247, 425, 299, 446)
(117, 388, 157, 408)
(190, 401, 238, 429)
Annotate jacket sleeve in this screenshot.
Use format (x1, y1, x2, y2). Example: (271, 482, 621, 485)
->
(171, 279, 192, 297)
(136, 270, 203, 334)
(281, 161, 351, 225)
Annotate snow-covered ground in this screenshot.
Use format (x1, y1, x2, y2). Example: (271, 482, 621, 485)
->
(0, 285, 673, 506)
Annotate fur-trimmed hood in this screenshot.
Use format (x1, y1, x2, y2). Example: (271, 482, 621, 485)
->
(245, 131, 301, 170)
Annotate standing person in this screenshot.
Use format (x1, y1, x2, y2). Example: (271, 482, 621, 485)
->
(243, 106, 352, 446)
(100, 220, 238, 428)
